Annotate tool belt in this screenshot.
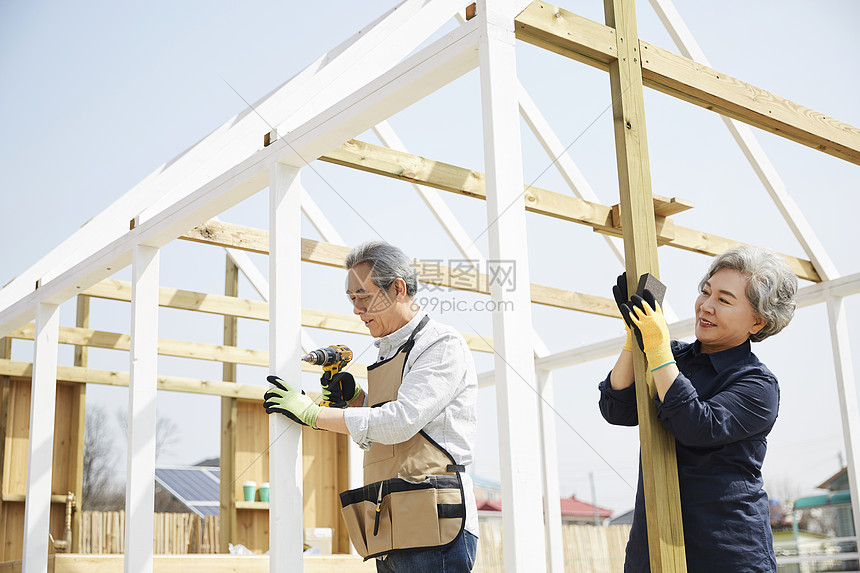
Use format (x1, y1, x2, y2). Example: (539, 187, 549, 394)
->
(338, 315, 467, 560)
(339, 472, 465, 559)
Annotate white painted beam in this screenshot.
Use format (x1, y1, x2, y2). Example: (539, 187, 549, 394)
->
(269, 164, 304, 573)
(270, 21, 481, 171)
(826, 296, 860, 541)
(22, 302, 60, 573)
(0, 20, 484, 339)
(537, 370, 564, 573)
(478, 1, 547, 570)
(300, 186, 346, 246)
(0, 0, 470, 320)
(124, 244, 160, 573)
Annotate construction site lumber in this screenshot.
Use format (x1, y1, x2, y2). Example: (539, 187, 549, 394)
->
(180, 225, 621, 317)
(514, 1, 860, 166)
(319, 139, 819, 282)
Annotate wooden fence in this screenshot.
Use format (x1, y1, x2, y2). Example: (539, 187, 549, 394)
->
(474, 520, 631, 573)
(80, 512, 219, 554)
(81, 511, 628, 571)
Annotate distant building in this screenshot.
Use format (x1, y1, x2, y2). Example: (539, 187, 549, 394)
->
(477, 494, 613, 525)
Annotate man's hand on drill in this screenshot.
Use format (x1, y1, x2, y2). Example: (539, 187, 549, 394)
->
(320, 371, 362, 407)
(264, 375, 321, 428)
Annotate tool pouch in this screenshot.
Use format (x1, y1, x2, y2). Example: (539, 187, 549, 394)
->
(339, 474, 466, 560)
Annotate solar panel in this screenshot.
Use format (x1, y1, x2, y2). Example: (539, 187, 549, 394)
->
(155, 466, 222, 516)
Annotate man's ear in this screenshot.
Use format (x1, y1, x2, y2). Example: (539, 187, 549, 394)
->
(392, 278, 408, 301)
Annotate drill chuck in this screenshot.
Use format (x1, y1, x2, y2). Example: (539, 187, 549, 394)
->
(301, 345, 353, 367)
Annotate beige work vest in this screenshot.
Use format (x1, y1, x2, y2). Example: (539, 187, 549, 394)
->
(339, 316, 466, 560)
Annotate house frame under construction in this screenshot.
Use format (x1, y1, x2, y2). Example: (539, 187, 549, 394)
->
(1, 0, 859, 572)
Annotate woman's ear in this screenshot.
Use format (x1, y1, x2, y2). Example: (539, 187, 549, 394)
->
(749, 314, 767, 336)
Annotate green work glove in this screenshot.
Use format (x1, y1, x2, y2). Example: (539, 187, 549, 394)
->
(612, 273, 636, 352)
(623, 290, 675, 372)
(320, 371, 362, 407)
(264, 375, 321, 429)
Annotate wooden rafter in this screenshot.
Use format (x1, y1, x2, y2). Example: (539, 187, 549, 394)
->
(514, 1, 860, 166)
(179, 224, 620, 317)
(319, 139, 820, 282)
(75, 280, 496, 354)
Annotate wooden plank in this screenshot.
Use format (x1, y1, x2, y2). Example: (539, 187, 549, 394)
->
(220, 256, 238, 554)
(513, 1, 860, 166)
(0, 360, 266, 401)
(639, 40, 860, 165)
(605, 0, 686, 569)
(6, 325, 271, 368)
(10, 299, 496, 356)
(319, 139, 819, 281)
(182, 225, 623, 316)
(71, 298, 87, 552)
(82, 280, 269, 321)
(515, 1, 617, 70)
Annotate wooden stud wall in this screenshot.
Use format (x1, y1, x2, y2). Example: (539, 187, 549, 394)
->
(0, 378, 81, 561)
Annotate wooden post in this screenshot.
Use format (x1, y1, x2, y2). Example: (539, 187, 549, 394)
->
(826, 296, 860, 543)
(22, 302, 60, 573)
(124, 244, 160, 573)
(219, 256, 239, 553)
(604, 0, 686, 570)
(71, 295, 90, 552)
(269, 163, 304, 572)
(478, 1, 547, 571)
(537, 369, 564, 572)
(0, 336, 11, 522)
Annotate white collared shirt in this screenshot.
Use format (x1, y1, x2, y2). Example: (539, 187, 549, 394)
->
(343, 310, 479, 536)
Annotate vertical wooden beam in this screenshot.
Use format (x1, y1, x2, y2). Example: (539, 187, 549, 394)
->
(826, 296, 860, 541)
(0, 337, 11, 517)
(220, 256, 239, 553)
(537, 370, 564, 572)
(269, 163, 304, 573)
(478, 2, 547, 571)
(604, 0, 686, 570)
(124, 245, 160, 573)
(22, 302, 60, 573)
(70, 295, 89, 552)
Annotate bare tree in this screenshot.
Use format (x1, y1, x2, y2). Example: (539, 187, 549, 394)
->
(82, 406, 124, 510)
(83, 405, 184, 510)
(114, 408, 180, 462)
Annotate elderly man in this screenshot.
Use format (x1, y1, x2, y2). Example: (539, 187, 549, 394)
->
(264, 241, 479, 572)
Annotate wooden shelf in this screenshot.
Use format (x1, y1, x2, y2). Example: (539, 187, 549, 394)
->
(2, 493, 70, 504)
(235, 501, 269, 510)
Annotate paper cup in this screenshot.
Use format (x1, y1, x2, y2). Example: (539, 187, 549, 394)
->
(259, 482, 270, 502)
(243, 481, 257, 502)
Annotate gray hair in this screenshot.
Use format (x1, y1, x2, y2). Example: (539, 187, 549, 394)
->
(698, 246, 798, 342)
(344, 241, 418, 297)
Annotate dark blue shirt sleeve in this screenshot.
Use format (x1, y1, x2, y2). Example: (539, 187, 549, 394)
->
(598, 373, 638, 427)
(656, 369, 779, 447)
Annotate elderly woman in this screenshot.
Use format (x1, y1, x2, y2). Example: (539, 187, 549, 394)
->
(599, 246, 798, 573)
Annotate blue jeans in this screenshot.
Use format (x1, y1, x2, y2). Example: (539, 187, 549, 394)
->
(375, 530, 478, 573)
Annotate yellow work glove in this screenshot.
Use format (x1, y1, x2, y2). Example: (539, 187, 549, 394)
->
(623, 290, 675, 372)
(264, 375, 321, 429)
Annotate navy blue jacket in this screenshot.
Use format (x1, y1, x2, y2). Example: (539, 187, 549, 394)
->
(599, 339, 779, 573)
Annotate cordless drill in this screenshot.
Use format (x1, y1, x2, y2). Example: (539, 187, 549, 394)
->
(301, 345, 353, 408)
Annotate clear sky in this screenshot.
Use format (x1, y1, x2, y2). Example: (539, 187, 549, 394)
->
(2, 0, 859, 514)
